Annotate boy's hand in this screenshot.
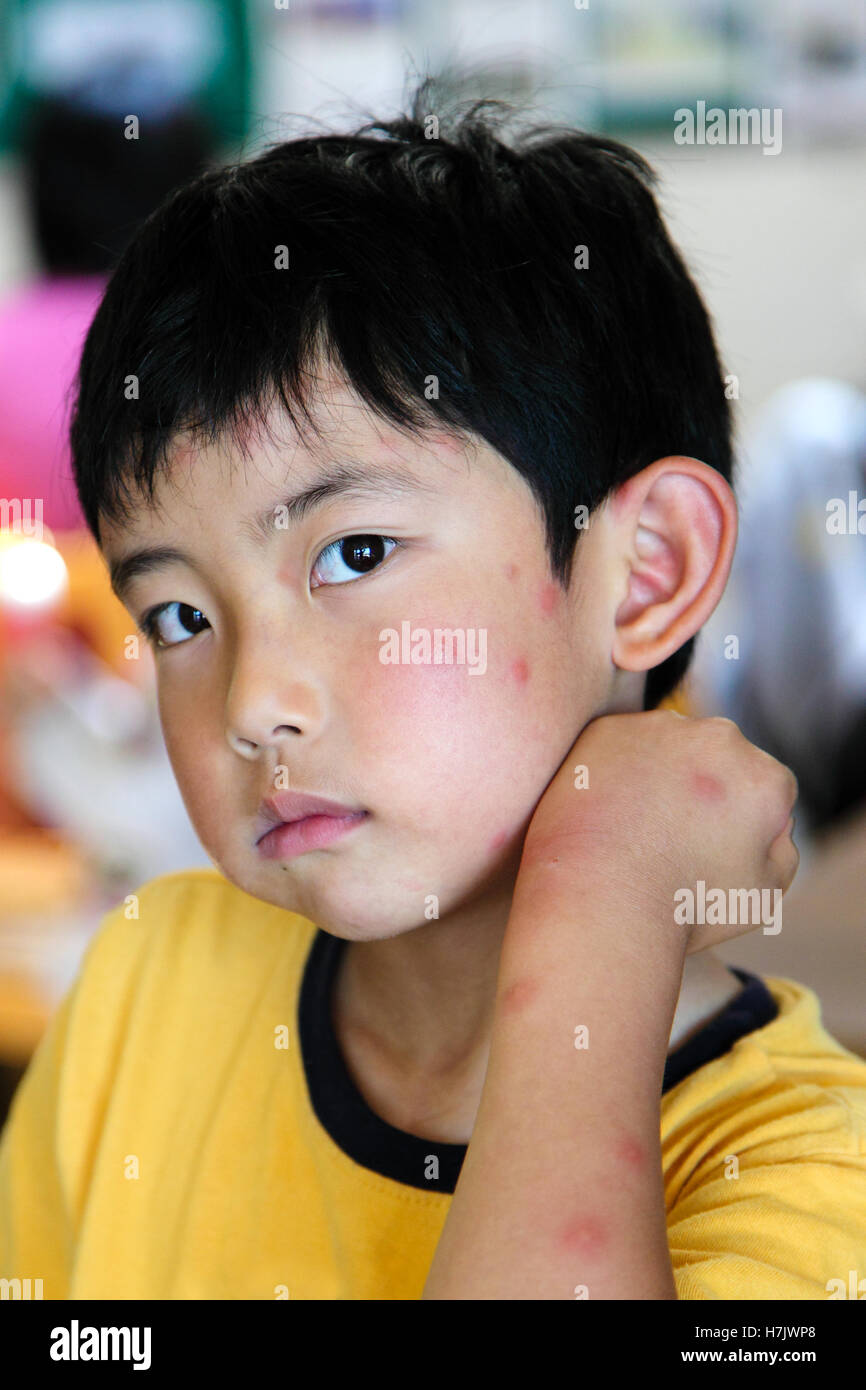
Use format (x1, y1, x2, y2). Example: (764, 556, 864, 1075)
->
(518, 710, 799, 955)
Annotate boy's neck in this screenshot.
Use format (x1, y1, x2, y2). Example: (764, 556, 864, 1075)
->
(331, 926, 744, 1146)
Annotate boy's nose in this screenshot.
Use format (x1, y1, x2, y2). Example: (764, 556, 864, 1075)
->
(224, 661, 325, 758)
(226, 725, 301, 760)
(218, 612, 331, 756)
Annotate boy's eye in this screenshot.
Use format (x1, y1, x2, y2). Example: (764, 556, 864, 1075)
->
(139, 602, 210, 649)
(137, 535, 398, 648)
(311, 534, 399, 587)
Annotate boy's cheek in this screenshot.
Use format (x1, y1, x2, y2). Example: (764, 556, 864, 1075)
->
(364, 600, 542, 714)
(367, 641, 480, 730)
(366, 652, 556, 826)
(364, 641, 548, 789)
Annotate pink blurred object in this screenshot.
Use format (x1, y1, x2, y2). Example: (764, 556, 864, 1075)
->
(0, 274, 106, 532)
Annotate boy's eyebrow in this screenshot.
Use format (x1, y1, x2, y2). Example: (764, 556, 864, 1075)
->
(107, 458, 439, 603)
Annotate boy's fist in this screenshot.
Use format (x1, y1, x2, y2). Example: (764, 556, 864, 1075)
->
(519, 711, 799, 954)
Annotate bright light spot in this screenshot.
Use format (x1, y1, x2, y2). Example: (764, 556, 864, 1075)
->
(0, 537, 68, 610)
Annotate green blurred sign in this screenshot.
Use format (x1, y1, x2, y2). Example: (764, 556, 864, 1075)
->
(0, 0, 252, 154)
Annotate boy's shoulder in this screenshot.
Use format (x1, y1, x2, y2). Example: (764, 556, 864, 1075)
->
(664, 973, 866, 1299)
(75, 867, 318, 1009)
(95, 863, 312, 932)
(663, 970, 866, 1168)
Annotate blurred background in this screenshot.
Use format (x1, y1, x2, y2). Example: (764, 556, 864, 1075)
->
(0, 0, 864, 1124)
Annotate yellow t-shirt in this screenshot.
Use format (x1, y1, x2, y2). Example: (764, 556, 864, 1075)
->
(1, 867, 865, 1300)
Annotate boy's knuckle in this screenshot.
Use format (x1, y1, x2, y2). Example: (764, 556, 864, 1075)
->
(699, 714, 739, 741)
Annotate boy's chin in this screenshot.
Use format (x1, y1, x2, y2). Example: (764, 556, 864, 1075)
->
(282, 895, 440, 942)
(221, 864, 433, 939)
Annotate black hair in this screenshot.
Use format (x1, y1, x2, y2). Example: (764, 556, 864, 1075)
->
(69, 73, 734, 708)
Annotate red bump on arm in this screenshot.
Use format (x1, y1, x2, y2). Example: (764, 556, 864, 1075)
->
(557, 1213, 608, 1258)
(499, 976, 539, 1016)
(615, 1135, 645, 1171)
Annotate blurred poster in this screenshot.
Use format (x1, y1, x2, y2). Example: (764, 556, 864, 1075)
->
(0, 0, 252, 155)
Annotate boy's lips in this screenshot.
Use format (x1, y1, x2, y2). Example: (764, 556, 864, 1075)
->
(254, 790, 369, 853)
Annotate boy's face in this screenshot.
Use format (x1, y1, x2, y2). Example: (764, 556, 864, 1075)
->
(100, 368, 624, 938)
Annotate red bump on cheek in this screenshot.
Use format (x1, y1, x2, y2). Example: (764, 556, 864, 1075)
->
(504, 563, 519, 581)
(510, 656, 530, 685)
(538, 583, 559, 617)
(489, 829, 509, 854)
(557, 1214, 607, 1257)
(692, 773, 726, 802)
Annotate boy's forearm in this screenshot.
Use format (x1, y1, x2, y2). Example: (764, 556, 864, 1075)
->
(421, 858, 685, 1300)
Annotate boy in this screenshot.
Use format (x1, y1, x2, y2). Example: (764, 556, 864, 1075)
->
(1, 77, 865, 1300)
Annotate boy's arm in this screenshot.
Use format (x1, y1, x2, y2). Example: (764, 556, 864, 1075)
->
(422, 857, 684, 1300)
(422, 712, 799, 1300)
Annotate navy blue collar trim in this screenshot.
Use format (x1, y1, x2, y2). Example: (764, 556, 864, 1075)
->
(298, 931, 778, 1195)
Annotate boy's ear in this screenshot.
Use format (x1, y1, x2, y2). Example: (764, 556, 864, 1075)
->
(607, 456, 738, 672)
